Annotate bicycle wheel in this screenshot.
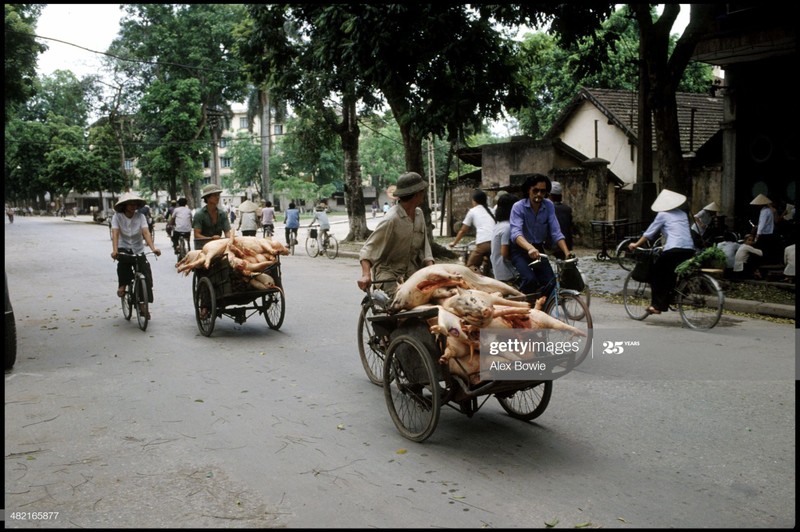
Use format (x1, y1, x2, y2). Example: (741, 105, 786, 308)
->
(496, 381, 553, 421)
(263, 289, 285, 330)
(357, 303, 386, 386)
(324, 235, 338, 259)
(677, 273, 724, 330)
(546, 292, 593, 365)
(194, 276, 216, 337)
(178, 236, 188, 262)
(305, 235, 319, 257)
(383, 334, 441, 442)
(290, 230, 297, 255)
(121, 283, 133, 321)
(615, 237, 638, 271)
(623, 272, 651, 320)
(134, 274, 149, 331)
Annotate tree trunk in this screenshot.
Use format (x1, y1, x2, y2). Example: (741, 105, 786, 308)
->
(260, 89, 271, 201)
(339, 97, 370, 241)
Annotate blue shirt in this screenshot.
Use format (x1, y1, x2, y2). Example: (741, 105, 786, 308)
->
(284, 208, 300, 229)
(643, 209, 694, 251)
(510, 198, 564, 246)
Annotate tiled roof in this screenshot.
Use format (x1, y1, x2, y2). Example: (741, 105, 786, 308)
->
(547, 87, 724, 153)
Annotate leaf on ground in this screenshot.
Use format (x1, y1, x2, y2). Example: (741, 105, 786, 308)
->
(337, 423, 345, 430)
(194, 399, 204, 403)
(396, 448, 407, 454)
(575, 522, 592, 528)
(545, 518, 559, 527)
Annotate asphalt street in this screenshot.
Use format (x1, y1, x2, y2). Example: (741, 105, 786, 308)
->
(4, 216, 796, 528)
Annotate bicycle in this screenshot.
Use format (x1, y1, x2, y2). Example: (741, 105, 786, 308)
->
(451, 239, 492, 276)
(286, 227, 298, 255)
(623, 248, 725, 330)
(305, 225, 338, 259)
(173, 232, 190, 263)
(262, 223, 275, 238)
(507, 255, 594, 365)
(117, 251, 156, 331)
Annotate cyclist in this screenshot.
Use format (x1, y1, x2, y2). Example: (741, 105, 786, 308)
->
(236, 200, 260, 236)
(627, 188, 695, 315)
(448, 189, 496, 276)
(193, 184, 231, 250)
(357, 172, 434, 295)
(308, 202, 331, 248)
(509, 174, 571, 296)
(261, 200, 276, 237)
(284, 202, 300, 246)
(168, 198, 193, 256)
(110, 192, 161, 317)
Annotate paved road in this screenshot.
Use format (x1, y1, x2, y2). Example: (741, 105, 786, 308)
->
(4, 217, 796, 528)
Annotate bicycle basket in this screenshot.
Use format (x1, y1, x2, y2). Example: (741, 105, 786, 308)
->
(560, 260, 585, 291)
(631, 251, 654, 283)
(309, 228, 317, 239)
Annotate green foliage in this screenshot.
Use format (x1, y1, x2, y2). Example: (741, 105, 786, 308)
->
(675, 247, 728, 278)
(513, 5, 714, 138)
(225, 132, 262, 192)
(4, 4, 46, 123)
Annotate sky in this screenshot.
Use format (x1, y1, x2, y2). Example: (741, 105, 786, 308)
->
(34, 4, 691, 80)
(35, 4, 124, 78)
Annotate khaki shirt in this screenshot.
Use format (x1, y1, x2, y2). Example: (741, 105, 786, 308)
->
(359, 205, 432, 289)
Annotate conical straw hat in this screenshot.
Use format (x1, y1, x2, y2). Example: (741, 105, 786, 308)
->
(703, 202, 719, 212)
(651, 189, 687, 212)
(238, 200, 258, 213)
(750, 194, 771, 206)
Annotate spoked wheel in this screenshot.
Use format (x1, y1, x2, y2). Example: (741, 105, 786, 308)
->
(305, 236, 319, 257)
(496, 381, 553, 421)
(263, 289, 285, 330)
(383, 334, 442, 442)
(121, 284, 133, 321)
(615, 237, 638, 271)
(546, 292, 593, 365)
(324, 235, 338, 259)
(677, 273, 724, 330)
(357, 303, 386, 386)
(134, 275, 149, 331)
(194, 276, 216, 337)
(178, 237, 188, 262)
(623, 272, 652, 320)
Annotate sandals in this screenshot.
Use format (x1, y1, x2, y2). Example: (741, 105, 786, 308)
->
(646, 306, 662, 315)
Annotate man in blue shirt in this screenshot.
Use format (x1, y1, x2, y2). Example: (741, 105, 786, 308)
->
(284, 202, 300, 245)
(509, 174, 571, 295)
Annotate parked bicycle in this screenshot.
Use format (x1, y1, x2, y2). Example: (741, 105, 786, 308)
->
(117, 251, 157, 331)
(623, 248, 725, 330)
(305, 225, 338, 259)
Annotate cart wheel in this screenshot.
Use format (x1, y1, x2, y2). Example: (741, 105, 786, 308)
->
(263, 289, 285, 330)
(496, 381, 552, 421)
(194, 276, 216, 336)
(357, 302, 386, 386)
(383, 334, 442, 442)
(135, 274, 149, 331)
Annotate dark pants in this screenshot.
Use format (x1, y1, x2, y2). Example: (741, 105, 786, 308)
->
(285, 227, 298, 245)
(241, 230, 257, 237)
(651, 248, 695, 311)
(509, 242, 556, 296)
(117, 251, 154, 303)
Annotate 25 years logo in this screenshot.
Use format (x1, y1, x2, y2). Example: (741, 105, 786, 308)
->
(601, 340, 640, 355)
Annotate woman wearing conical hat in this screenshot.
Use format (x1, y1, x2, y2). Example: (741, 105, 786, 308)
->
(691, 201, 719, 239)
(627, 189, 696, 315)
(750, 193, 780, 264)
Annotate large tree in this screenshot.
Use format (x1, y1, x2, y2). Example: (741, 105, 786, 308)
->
(4, 4, 45, 124)
(632, 4, 716, 195)
(109, 4, 250, 205)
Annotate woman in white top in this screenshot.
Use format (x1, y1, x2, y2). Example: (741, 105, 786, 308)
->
(448, 189, 496, 276)
(236, 200, 260, 236)
(490, 192, 519, 283)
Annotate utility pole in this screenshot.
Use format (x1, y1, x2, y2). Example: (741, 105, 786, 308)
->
(427, 134, 437, 208)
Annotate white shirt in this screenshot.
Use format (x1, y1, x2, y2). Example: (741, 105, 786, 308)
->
(172, 206, 192, 232)
(784, 244, 795, 276)
(733, 244, 762, 272)
(112, 212, 148, 253)
(462, 205, 496, 245)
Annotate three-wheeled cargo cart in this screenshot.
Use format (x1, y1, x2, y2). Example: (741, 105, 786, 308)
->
(192, 255, 285, 336)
